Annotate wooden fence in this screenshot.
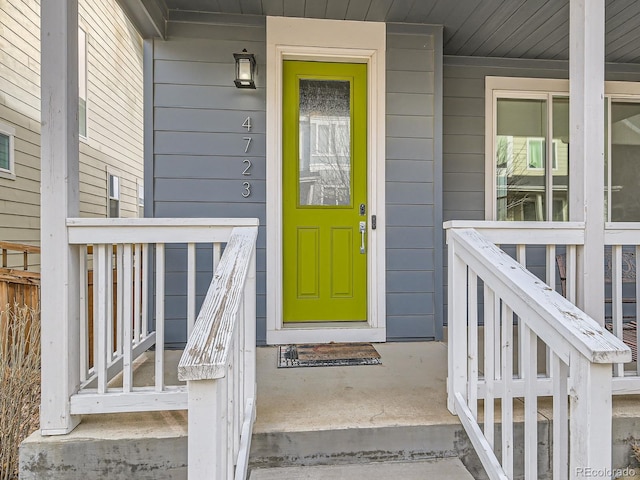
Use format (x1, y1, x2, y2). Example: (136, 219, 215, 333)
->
(0, 242, 41, 311)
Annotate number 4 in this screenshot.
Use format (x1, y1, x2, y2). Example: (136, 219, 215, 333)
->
(242, 116, 251, 132)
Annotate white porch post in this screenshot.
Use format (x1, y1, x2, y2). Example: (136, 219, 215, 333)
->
(40, 0, 81, 434)
(569, 357, 613, 477)
(569, 0, 605, 324)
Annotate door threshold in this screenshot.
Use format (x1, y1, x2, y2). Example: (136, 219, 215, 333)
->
(266, 324, 385, 345)
(283, 321, 369, 329)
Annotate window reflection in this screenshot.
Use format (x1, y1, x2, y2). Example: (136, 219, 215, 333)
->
(495, 98, 569, 221)
(611, 102, 640, 221)
(299, 79, 351, 206)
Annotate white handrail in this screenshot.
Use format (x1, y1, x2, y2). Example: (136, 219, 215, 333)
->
(447, 227, 630, 479)
(67, 217, 258, 244)
(450, 228, 628, 363)
(178, 226, 257, 380)
(443, 220, 585, 245)
(42, 218, 259, 425)
(178, 226, 258, 480)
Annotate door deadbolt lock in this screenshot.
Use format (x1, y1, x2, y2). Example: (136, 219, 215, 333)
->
(359, 203, 366, 216)
(359, 221, 366, 254)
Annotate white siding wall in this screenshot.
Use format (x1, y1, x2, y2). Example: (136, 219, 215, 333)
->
(0, 0, 143, 266)
(0, 0, 41, 247)
(78, 0, 143, 219)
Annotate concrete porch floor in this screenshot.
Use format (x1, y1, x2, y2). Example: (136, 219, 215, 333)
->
(254, 341, 453, 433)
(20, 341, 640, 479)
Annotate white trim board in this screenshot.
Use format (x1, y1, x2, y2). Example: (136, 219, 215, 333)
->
(265, 17, 386, 345)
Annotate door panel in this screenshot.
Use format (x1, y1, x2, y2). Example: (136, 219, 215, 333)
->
(297, 227, 320, 298)
(283, 60, 367, 322)
(331, 227, 353, 298)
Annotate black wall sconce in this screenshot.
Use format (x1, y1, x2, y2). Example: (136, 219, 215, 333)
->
(233, 49, 256, 89)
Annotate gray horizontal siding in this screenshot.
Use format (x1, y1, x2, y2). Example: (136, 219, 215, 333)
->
(442, 56, 640, 222)
(441, 57, 569, 324)
(442, 57, 569, 224)
(153, 19, 443, 344)
(441, 56, 640, 323)
(386, 24, 441, 341)
(152, 20, 268, 345)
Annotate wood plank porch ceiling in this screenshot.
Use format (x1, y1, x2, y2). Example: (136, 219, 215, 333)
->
(130, 0, 640, 63)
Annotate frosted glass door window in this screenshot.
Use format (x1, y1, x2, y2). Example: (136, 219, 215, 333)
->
(298, 79, 351, 206)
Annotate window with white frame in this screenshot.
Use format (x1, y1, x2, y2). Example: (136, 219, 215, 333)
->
(492, 93, 569, 222)
(79, 27, 87, 138)
(108, 173, 120, 218)
(608, 99, 640, 222)
(0, 123, 15, 179)
(137, 181, 144, 217)
(489, 78, 640, 222)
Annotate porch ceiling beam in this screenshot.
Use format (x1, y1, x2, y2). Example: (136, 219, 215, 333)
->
(116, 0, 167, 39)
(40, 0, 81, 435)
(569, 0, 606, 322)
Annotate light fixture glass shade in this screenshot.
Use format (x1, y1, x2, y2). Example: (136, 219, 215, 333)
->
(238, 59, 251, 80)
(233, 50, 256, 89)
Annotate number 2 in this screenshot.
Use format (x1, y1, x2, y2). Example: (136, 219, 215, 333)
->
(242, 117, 251, 132)
(242, 159, 252, 176)
(242, 182, 251, 198)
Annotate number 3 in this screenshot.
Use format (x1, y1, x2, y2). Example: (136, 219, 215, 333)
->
(242, 182, 251, 198)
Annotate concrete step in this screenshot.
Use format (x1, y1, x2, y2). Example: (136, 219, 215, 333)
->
(249, 344, 488, 476)
(20, 411, 188, 480)
(19, 343, 640, 479)
(249, 458, 475, 480)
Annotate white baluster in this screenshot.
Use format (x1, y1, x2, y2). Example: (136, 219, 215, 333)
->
(552, 353, 568, 480)
(483, 285, 495, 449)
(468, 270, 478, 420)
(523, 324, 537, 479)
(187, 242, 196, 337)
(501, 303, 513, 478)
(122, 244, 133, 393)
(79, 246, 88, 382)
(155, 243, 165, 392)
(612, 245, 623, 377)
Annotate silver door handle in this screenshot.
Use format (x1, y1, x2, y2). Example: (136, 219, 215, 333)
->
(359, 221, 366, 254)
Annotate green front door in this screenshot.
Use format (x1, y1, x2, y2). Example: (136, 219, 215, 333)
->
(283, 61, 367, 323)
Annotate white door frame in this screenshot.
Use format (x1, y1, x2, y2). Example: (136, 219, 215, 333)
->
(265, 17, 386, 344)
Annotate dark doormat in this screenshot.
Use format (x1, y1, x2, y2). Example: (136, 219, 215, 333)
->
(277, 342, 382, 368)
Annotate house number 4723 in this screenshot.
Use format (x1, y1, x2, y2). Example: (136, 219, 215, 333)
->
(242, 117, 251, 197)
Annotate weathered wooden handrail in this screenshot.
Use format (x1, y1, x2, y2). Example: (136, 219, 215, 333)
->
(178, 226, 257, 380)
(178, 225, 258, 480)
(449, 228, 628, 364)
(446, 226, 630, 479)
(0, 241, 40, 271)
(445, 221, 640, 389)
(41, 218, 259, 436)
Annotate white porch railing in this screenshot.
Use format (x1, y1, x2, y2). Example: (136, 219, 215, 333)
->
(178, 226, 257, 480)
(446, 225, 631, 479)
(445, 220, 640, 393)
(46, 218, 258, 423)
(605, 223, 640, 383)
